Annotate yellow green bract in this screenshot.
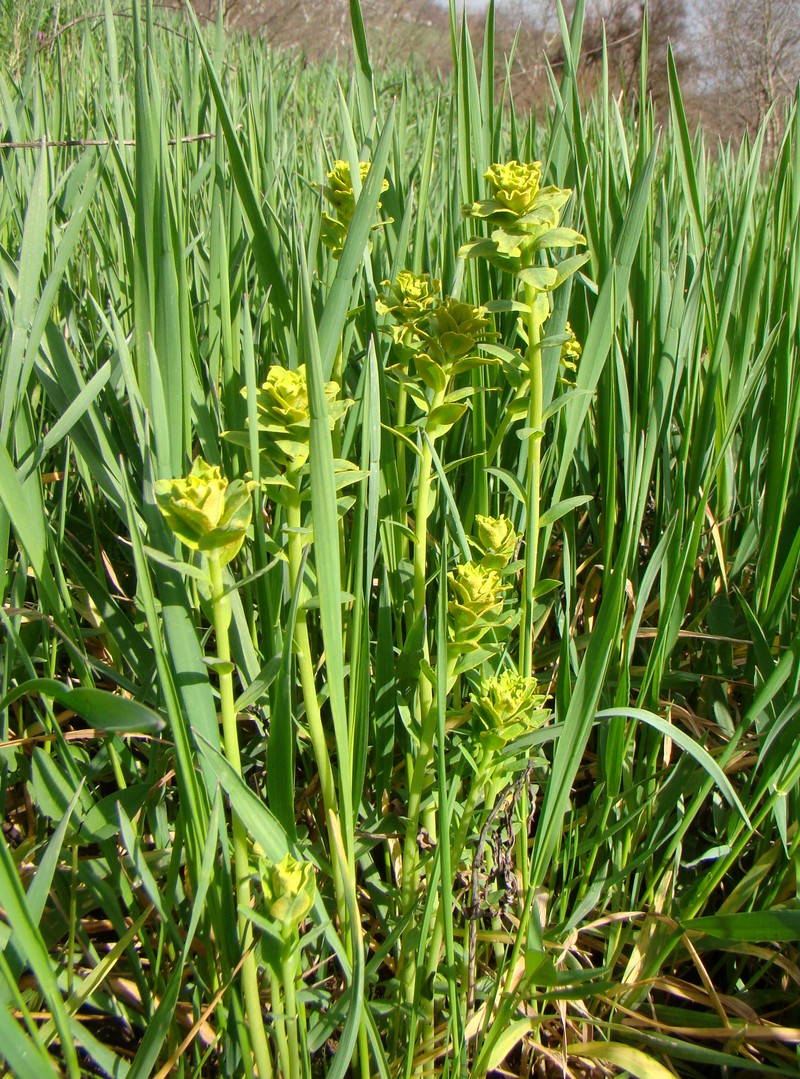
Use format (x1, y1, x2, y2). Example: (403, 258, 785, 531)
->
(484, 160, 543, 216)
(560, 321, 582, 371)
(448, 561, 506, 643)
(259, 852, 316, 931)
(320, 159, 389, 255)
(472, 669, 550, 751)
(474, 514, 520, 571)
(154, 458, 255, 567)
(377, 271, 441, 348)
(324, 159, 374, 222)
(460, 159, 588, 282)
(247, 364, 349, 470)
(377, 270, 440, 319)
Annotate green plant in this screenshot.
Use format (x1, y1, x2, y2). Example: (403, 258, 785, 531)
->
(0, 1, 798, 1076)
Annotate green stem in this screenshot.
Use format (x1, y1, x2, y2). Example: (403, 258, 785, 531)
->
(269, 970, 291, 1079)
(520, 285, 545, 681)
(208, 554, 273, 1079)
(425, 758, 492, 983)
(411, 390, 447, 728)
(285, 485, 338, 819)
(396, 384, 408, 523)
(399, 652, 459, 1003)
(285, 480, 349, 930)
(412, 393, 445, 622)
(280, 935, 301, 1079)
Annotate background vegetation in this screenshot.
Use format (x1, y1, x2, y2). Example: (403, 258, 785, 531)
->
(5, 0, 800, 138)
(1, 0, 799, 1075)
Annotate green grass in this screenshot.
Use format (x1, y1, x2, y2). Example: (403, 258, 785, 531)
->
(1, 1, 799, 1076)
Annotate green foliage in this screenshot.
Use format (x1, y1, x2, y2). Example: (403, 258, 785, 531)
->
(1, 1, 799, 1076)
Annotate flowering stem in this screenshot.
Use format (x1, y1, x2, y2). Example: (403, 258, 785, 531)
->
(424, 755, 493, 986)
(396, 385, 408, 510)
(284, 480, 348, 928)
(285, 486, 337, 818)
(208, 553, 272, 1079)
(412, 391, 446, 622)
(268, 970, 291, 1079)
(411, 388, 446, 727)
(399, 651, 459, 1003)
(280, 934, 301, 1079)
(520, 285, 545, 681)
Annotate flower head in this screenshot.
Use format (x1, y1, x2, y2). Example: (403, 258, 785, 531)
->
(253, 364, 348, 469)
(323, 160, 377, 223)
(448, 561, 505, 642)
(560, 322, 582, 372)
(377, 271, 441, 350)
(378, 271, 441, 321)
(154, 458, 255, 566)
(485, 161, 542, 216)
(474, 514, 519, 571)
(259, 365, 310, 428)
(460, 160, 587, 284)
(425, 299, 492, 361)
(472, 669, 550, 751)
(320, 160, 389, 256)
(259, 852, 316, 932)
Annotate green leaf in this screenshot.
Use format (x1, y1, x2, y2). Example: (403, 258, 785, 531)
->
(517, 265, 559, 291)
(235, 656, 282, 712)
(0, 833, 78, 1075)
(298, 236, 355, 861)
(0, 679, 165, 734)
(596, 706, 750, 826)
(425, 402, 467, 439)
(197, 737, 290, 862)
(683, 909, 800, 943)
(539, 495, 592, 528)
(569, 1041, 674, 1079)
(0, 1003, 59, 1078)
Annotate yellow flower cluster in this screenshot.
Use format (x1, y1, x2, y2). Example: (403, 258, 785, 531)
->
(472, 669, 549, 751)
(448, 561, 506, 643)
(154, 458, 256, 566)
(474, 514, 519, 571)
(320, 159, 389, 256)
(460, 160, 587, 286)
(259, 852, 316, 932)
(249, 364, 348, 470)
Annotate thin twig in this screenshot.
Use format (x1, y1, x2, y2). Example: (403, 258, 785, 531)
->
(0, 131, 219, 150)
(467, 759, 537, 1014)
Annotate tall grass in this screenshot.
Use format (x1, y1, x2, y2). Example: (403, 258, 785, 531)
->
(1, 1, 799, 1075)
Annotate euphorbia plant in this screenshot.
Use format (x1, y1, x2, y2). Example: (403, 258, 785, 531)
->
(257, 852, 316, 1079)
(227, 364, 355, 919)
(460, 161, 588, 679)
(398, 541, 515, 1003)
(319, 158, 389, 257)
(154, 459, 272, 1078)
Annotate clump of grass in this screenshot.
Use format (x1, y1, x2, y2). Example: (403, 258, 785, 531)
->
(0, 1, 799, 1077)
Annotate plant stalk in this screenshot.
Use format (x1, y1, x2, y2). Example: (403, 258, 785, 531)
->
(520, 284, 545, 681)
(208, 553, 273, 1079)
(284, 478, 349, 928)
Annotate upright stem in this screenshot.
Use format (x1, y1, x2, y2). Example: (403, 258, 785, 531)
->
(424, 757, 493, 986)
(285, 484, 338, 819)
(208, 554, 273, 1079)
(268, 970, 291, 1079)
(280, 937, 301, 1079)
(396, 385, 408, 521)
(398, 652, 459, 1003)
(411, 389, 446, 721)
(284, 480, 348, 926)
(520, 285, 545, 681)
